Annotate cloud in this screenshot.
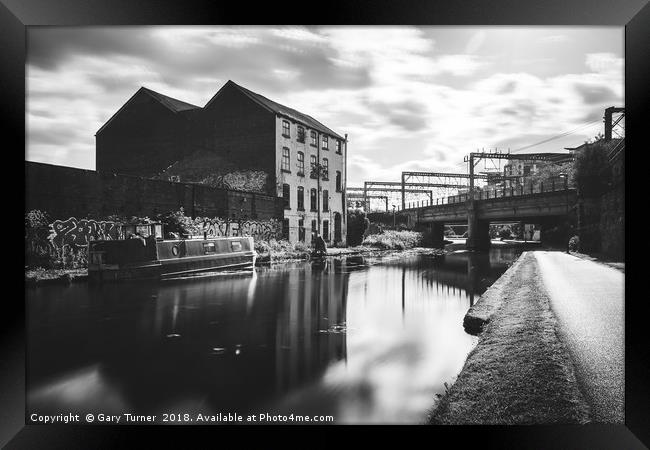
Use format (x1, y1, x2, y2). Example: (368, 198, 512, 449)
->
(25, 26, 624, 188)
(585, 53, 624, 74)
(464, 31, 487, 54)
(573, 83, 618, 105)
(537, 35, 570, 44)
(436, 55, 485, 77)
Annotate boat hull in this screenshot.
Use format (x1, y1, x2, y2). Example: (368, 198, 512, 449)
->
(88, 237, 255, 282)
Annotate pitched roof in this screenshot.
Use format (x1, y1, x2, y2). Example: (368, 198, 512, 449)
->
(140, 87, 201, 113)
(207, 80, 345, 140)
(96, 87, 200, 135)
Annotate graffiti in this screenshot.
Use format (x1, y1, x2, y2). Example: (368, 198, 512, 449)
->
(46, 216, 279, 249)
(49, 217, 120, 249)
(200, 170, 268, 193)
(199, 218, 280, 241)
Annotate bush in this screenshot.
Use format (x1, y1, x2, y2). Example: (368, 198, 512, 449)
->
(568, 235, 580, 252)
(575, 141, 613, 198)
(498, 226, 512, 240)
(347, 209, 370, 246)
(254, 239, 311, 262)
(361, 230, 423, 250)
(156, 208, 200, 237)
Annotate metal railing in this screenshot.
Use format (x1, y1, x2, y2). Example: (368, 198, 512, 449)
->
(402, 179, 573, 210)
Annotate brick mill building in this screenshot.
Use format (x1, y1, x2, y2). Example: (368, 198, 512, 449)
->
(96, 80, 348, 246)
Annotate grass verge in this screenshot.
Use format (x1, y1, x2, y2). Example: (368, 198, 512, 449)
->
(429, 252, 591, 425)
(25, 268, 88, 286)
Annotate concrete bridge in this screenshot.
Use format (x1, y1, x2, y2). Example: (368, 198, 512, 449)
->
(402, 183, 576, 250)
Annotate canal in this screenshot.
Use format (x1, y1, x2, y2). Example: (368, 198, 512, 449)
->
(27, 246, 523, 424)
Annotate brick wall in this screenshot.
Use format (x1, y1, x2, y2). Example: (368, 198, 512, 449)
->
(199, 85, 277, 194)
(96, 90, 197, 177)
(26, 161, 283, 221)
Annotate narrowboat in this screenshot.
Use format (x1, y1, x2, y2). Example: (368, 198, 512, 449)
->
(88, 223, 256, 282)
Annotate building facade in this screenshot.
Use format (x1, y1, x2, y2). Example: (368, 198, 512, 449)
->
(96, 80, 347, 246)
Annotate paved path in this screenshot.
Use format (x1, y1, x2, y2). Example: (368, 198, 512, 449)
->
(534, 251, 624, 423)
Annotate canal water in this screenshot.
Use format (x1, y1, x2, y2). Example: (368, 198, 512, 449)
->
(27, 246, 522, 424)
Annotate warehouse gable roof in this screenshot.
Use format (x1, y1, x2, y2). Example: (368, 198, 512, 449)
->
(96, 87, 200, 135)
(206, 80, 345, 140)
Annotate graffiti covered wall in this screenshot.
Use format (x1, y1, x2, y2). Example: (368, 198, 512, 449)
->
(199, 217, 280, 241)
(49, 218, 120, 249)
(47, 216, 281, 250)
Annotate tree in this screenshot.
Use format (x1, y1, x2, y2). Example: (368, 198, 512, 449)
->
(346, 209, 369, 246)
(574, 140, 612, 198)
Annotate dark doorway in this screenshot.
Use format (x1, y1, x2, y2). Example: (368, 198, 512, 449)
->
(334, 212, 342, 243)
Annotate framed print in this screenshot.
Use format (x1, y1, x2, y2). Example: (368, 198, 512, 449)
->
(6, 0, 650, 447)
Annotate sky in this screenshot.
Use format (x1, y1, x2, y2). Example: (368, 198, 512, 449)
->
(26, 26, 624, 186)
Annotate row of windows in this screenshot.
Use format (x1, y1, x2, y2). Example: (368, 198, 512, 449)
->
(281, 148, 342, 188)
(283, 185, 336, 211)
(282, 120, 343, 153)
(281, 218, 336, 242)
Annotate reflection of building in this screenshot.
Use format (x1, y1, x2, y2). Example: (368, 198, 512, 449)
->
(96, 80, 348, 245)
(274, 261, 348, 393)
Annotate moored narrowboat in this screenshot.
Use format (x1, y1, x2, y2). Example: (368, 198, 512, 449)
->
(88, 223, 256, 282)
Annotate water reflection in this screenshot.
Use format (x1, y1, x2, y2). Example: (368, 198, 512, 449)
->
(27, 247, 521, 423)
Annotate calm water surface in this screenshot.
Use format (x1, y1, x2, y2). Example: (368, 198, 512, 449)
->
(27, 247, 522, 424)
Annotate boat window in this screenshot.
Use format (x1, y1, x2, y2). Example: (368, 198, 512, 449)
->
(231, 242, 242, 252)
(203, 242, 216, 253)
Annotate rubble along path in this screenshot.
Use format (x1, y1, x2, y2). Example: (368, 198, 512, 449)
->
(429, 251, 591, 424)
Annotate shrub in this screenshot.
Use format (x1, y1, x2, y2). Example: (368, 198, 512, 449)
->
(155, 208, 200, 237)
(575, 140, 613, 198)
(347, 209, 369, 246)
(254, 238, 311, 262)
(498, 226, 512, 240)
(568, 235, 580, 252)
(361, 230, 423, 250)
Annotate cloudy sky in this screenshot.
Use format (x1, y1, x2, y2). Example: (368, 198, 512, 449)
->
(26, 26, 623, 185)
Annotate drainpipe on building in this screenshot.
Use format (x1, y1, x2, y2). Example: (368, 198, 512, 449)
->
(317, 131, 321, 235)
(344, 133, 348, 226)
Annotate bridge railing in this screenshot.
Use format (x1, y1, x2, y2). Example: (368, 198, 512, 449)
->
(402, 179, 572, 210)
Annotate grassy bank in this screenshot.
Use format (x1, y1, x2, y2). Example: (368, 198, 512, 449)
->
(254, 239, 311, 264)
(25, 268, 88, 286)
(361, 230, 423, 250)
(429, 252, 590, 425)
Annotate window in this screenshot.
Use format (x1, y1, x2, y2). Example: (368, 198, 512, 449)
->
(282, 120, 290, 138)
(282, 218, 290, 240)
(322, 135, 329, 150)
(322, 158, 329, 180)
(298, 219, 305, 242)
(203, 242, 216, 254)
(297, 186, 304, 211)
(310, 131, 317, 146)
(310, 188, 317, 211)
(297, 126, 305, 143)
(335, 170, 342, 192)
(310, 154, 318, 179)
(323, 220, 329, 242)
(281, 147, 290, 172)
(323, 190, 329, 212)
(297, 151, 305, 176)
(336, 140, 342, 154)
(283, 183, 290, 209)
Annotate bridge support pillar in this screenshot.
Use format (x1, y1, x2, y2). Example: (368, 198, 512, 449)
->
(430, 222, 445, 248)
(466, 201, 490, 250)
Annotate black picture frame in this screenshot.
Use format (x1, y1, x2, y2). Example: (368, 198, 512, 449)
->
(7, 0, 649, 447)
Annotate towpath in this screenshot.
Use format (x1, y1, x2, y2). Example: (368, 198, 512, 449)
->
(534, 251, 624, 423)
